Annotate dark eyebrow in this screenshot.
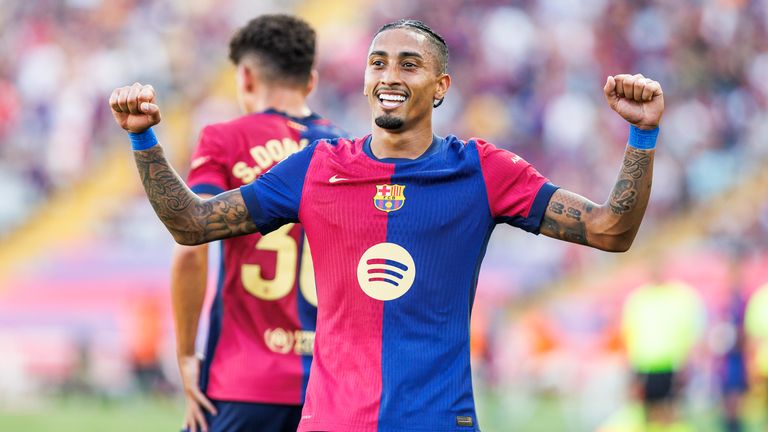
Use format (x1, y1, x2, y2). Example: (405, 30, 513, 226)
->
(368, 50, 424, 60)
(398, 51, 423, 60)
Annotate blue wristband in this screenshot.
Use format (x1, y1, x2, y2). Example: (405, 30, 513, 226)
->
(628, 125, 659, 150)
(128, 128, 159, 151)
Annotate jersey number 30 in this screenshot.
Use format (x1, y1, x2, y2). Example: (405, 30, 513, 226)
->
(241, 224, 318, 306)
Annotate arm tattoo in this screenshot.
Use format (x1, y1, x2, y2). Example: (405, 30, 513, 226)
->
(549, 202, 565, 215)
(609, 179, 637, 214)
(609, 148, 650, 214)
(566, 207, 581, 221)
(541, 215, 560, 234)
(541, 195, 589, 246)
(540, 145, 654, 251)
(134, 146, 257, 244)
(622, 151, 651, 179)
(563, 223, 588, 244)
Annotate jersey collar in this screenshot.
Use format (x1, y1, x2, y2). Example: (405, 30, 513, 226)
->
(261, 108, 321, 124)
(362, 134, 444, 164)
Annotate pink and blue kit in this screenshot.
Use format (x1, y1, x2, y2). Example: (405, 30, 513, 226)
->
(240, 134, 558, 431)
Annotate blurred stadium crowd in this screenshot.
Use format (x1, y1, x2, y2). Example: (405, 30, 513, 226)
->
(3, 0, 768, 430)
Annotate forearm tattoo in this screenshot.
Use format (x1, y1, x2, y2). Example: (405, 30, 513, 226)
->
(609, 148, 651, 215)
(609, 179, 636, 214)
(134, 146, 256, 244)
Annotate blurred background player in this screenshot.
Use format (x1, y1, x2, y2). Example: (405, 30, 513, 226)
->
(712, 256, 749, 432)
(169, 14, 345, 432)
(620, 260, 705, 431)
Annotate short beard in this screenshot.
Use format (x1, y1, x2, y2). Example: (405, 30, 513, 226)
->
(375, 114, 404, 130)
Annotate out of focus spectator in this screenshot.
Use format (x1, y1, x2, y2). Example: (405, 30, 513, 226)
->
(0, 0, 279, 235)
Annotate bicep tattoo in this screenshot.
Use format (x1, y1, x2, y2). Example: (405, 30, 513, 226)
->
(540, 190, 592, 245)
(194, 190, 258, 242)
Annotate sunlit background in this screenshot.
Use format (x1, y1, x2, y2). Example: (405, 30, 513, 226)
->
(2, 0, 768, 431)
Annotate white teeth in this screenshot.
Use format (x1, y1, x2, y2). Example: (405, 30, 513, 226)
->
(379, 94, 406, 102)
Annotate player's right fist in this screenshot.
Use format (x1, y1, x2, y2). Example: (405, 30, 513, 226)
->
(109, 83, 161, 133)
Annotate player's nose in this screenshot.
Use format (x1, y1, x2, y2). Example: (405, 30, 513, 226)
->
(380, 63, 402, 85)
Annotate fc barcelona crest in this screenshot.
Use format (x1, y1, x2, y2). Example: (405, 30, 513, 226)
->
(374, 184, 406, 212)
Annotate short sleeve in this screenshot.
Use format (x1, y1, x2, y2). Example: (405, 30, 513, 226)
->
(187, 125, 229, 195)
(475, 139, 558, 233)
(239, 140, 319, 235)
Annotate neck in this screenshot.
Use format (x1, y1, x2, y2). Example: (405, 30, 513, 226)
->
(370, 119, 434, 160)
(244, 86, 311, 118)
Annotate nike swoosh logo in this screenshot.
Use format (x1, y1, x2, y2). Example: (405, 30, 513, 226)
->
(329, 175, 348, 183)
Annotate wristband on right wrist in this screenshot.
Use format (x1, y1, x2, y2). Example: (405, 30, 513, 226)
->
(128, 128, 159, 151)
(628, 125, 659, 150)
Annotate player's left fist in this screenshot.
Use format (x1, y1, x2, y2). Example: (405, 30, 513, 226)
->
(603, 74, 664, 130)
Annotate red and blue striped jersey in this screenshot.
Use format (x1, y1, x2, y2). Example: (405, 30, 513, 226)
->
(240, 135, 557, 431)
(187, 109, 345, 405)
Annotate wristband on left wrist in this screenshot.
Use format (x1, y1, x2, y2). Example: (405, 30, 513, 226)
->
(128, 128, 158, 151)
(628, 125, 659, 150)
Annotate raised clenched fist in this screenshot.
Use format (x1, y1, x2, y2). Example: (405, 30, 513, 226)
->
(603, 74, 664, 130)
(109, 83, 161, 133)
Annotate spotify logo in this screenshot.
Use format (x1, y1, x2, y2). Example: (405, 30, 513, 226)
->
(357, 243, 416, 301)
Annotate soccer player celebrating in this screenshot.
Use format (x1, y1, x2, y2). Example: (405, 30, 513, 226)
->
(110, 19, 663, 432)
(169, 15, 345, 432)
